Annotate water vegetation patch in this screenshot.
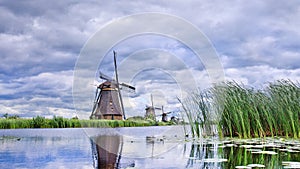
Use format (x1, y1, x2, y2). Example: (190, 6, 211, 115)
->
(0, 135, 21, 141)
(180, 79, 300, 138)
(187, 137, 300, 168)
(0, 115, 174, 129)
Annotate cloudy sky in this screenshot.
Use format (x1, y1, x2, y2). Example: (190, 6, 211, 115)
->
(0, 0, 299, 119)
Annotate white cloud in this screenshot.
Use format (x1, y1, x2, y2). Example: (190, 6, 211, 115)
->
(225, 65, 300, 87)
(0, 71, 75, 117)
(0, 0, 299, 118)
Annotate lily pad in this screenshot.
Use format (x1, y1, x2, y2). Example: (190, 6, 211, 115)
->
(279, 149, 289, 152)
(222, 140, 233, 144)
(240, 145, 253, 148)
(246, 149, 263, 152)
(282, 161, 300, 168)
(188, 157, 198, 160)
(247, 164, 265, 167)
(252, 150, 278, 155)
(225, 144, 237, 147)
(263, 143, 277, 148)
(252, 145, 265, 148)
(235, 166, 251, 169)
(200, 158, 228, 163)
(287, 149, 300, 153)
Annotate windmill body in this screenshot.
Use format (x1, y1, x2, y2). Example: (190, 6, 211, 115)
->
(161, 113, 168, 122)
(91, 78, 135, 120)
(92, 81, 123, 120)
(144, 106, 156, 119)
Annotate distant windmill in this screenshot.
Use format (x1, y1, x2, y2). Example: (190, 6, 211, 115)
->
(90, 51, 135, 120)
(156, 106, 172, 122)
(144, 94, 163, 120)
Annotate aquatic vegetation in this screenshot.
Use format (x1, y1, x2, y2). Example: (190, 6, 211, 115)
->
(180, 79, 300, 138)
(283, 161, 300, 168)
(184, 137, 300, 168)
(32, 116, 46, 128)
(221, 137, 300, 168)
(178, 91, 216, 138)
(220, 80, 299, 138)
(247, 164, 265, 167)
(0, 116, 171, 129)
(0, 119, 32, 129)
(0, 135, 21, 141)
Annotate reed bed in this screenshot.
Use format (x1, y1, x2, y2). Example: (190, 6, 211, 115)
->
(0, 116, 166, 129)
(180, 79, 300, 138)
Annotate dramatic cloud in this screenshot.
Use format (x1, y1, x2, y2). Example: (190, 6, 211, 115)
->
(0, 0, 299, 118)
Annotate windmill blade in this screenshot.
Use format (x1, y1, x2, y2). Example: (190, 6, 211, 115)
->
(95, 88, 101, 103)
(151, 94, 154, 108)
(91, 102, 98, 115)
(99, 72, 113, 81)
(154, 107, 162, 110)
(94, 87, 99, 102)
(155, 111, 172, 117)
(91, 89, 101, 115)
(113, 51, 126, 119)
(120, 83, 135, 90)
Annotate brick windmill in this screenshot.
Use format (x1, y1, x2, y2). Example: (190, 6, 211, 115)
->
(90, 51, 135, 120)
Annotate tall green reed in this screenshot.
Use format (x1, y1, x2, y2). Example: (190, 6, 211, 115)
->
(180, 79, 299, 138)
(267, 80, 300, 138)
(178, 90, 216, 138)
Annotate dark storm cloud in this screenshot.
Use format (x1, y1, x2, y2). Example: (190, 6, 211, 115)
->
(200, 0, 300, 70)
(0, 0, 299, 118)
(0, 1, 111, 78)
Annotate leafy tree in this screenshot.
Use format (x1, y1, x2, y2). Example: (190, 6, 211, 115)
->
(71, 116, 79, 120)
(8, 115, 20, 119)
(2, 113, 20, 119)
(3, 113, 9, 119)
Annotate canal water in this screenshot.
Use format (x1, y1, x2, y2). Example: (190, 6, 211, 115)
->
(1, 126, 300, 169)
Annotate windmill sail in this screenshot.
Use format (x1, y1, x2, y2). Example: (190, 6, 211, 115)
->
(113, 51, 125, 119)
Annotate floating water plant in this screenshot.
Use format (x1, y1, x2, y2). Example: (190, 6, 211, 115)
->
(251, 151, 278, 155)
(282, 161, 300, 168)
(235, 166, 251, 169)
(200, 158, 228, 163)
(247, 163, 265, 167)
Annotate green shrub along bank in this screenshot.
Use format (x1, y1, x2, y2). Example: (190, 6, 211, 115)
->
(180, 79, 300, 138)
(0, 115, 174, 129)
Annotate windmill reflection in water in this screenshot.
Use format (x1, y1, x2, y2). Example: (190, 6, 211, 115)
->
(90, 135, 135, 169)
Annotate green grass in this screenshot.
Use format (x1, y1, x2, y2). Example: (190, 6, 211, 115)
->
(180, 79, 300, 138)
(0, 115, 173, 129)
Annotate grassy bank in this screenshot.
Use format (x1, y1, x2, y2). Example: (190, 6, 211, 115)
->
(180, 79, 300, 138)
(0, 116, 174, 129)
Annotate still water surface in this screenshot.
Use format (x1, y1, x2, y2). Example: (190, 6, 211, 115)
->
(1, 126, 300, 169)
